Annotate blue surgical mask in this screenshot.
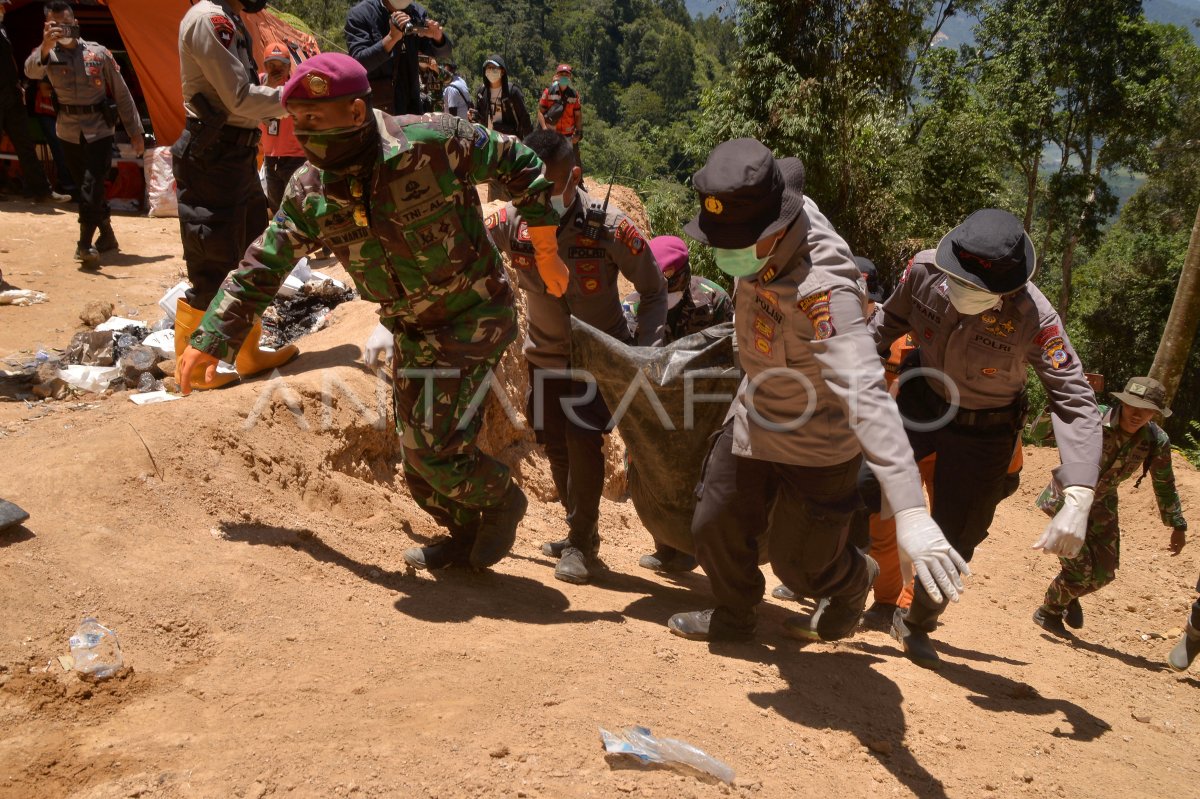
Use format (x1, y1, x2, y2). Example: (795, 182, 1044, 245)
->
(551, 194, 569, 215)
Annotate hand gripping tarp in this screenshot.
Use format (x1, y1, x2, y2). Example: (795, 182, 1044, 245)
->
(569, 318, 741, 555)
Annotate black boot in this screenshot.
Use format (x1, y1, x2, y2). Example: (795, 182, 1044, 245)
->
(554, 521, 603, 584)
(470, 482, 528, 568)
(668, 606, 756, 642)
(1064, 598, 1084, 629)
(403, 536, 471, 570)
(1167, 623, 1200, 672)
(74, 244, 100, 270)
(891, 586, 946, 669)
(638, 545, 698, 573)
(1032, 605, 1069, 637)
(541, 537, 569, 558)
(95, 221, 119, 253)
(404, 519, 477, 570)
(815, 554, 879, 641)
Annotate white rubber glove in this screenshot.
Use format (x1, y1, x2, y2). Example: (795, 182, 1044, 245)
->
(895, 507, 971, 604)
(363, 322, 394, 371)
(1033, 486, 1094, 558)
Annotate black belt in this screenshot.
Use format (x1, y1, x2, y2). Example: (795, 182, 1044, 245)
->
(953, 402, 1026, 429)
(59, 103, 106, 115)
(185, 119, 261, 147)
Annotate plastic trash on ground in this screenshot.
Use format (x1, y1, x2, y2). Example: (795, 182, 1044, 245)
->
(157, 281, 190, 322)
(0, 289, 48, 306)
(599, 726, 735, 784)
(277, 257, 348, 298)
(129, 390, 180, 405)
(95, 316, 144, 333)
(57, 365, 120, 393)
(68, 617, 124, 678)
(141, 329, 175, 356)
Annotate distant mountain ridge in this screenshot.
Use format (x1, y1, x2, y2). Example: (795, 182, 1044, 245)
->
(682, 0, 1200, 42)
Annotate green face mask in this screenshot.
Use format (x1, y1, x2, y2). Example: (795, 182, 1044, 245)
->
(294, 120, 379, 173)
(713, 244, 771, 277)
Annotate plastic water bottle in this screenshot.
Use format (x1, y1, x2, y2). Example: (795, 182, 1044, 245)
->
(68, 617, 123, 678)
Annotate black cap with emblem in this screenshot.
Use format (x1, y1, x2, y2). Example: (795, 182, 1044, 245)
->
(684, 138, 806, 249)
(934, 208, 1036, 294)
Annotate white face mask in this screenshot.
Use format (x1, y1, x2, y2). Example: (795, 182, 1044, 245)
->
(485, 68, 502, 83)
(945, 277, 1001, 315)
(59, 37, 76, 47)
(667, 290, 684, 305)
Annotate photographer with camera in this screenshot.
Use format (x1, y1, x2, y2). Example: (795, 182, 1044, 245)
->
(24, 0, 144, 270)
(345, 0, 451, 115)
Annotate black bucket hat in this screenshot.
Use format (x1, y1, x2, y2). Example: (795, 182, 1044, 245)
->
(684, 138, 806, 249)
(854, 256, 884, 302)
(1112, 376, 1171, 417)
(934, 209, 1035, 294)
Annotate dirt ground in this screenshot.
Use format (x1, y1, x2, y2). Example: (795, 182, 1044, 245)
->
(0, 200, 1198, 799)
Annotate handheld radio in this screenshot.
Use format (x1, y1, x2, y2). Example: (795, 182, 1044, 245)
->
(581, 166, 619, 241)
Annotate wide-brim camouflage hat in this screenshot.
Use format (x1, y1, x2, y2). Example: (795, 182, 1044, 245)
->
(684, 138, 806, 250)
(1112, 375, 1172, 417)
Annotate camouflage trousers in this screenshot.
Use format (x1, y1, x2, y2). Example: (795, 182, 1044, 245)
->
(1043, 493, 1120, 612)
(393, 356, 512, 538)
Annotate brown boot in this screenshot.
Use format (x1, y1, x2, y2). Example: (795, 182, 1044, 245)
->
(234, 318, 299, 378)
(174, 299, 239, 391)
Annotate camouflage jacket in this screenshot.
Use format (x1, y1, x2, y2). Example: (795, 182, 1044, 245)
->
(623, 275, 732, 345)
(192, 111, 557, 367)
(1038, 405, 1187, 529)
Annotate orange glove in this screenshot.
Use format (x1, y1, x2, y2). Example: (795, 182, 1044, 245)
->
(527, 226, 569, 297)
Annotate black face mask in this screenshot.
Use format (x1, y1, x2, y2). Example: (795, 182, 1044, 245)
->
(241, 0, 269, 13)
(295, 117, 380, 174)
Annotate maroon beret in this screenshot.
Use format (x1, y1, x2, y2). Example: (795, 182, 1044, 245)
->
(282, 53, 370, 105)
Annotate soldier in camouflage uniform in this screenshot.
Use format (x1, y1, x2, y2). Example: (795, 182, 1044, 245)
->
(178, 53, 571, 572)
(1033, 376, 1188, 636)
(622, 235, 732, 346)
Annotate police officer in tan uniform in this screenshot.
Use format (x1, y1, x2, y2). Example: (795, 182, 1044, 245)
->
(668, 138, 968, 643)
(483, 129, 666, 584)
(172, 0, 295, 390)
(25, 1, 143, 269)
(872, 209, 1102, 667)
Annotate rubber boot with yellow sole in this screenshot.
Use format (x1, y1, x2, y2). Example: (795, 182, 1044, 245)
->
(174, 299, 239, 391)
(235, 318, 299, 378)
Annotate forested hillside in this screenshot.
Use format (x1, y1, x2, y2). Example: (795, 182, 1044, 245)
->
(271, 0, 1200, 440)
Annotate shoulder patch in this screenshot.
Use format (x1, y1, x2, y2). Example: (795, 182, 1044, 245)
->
(615, 218, 646, 256)
(798, 290, 835, 340)
(210, 14, 235, 49)
(484, 207, 507, 230)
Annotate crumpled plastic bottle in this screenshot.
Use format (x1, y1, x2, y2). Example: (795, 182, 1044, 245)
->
(599, 726, 735, 784)
(68, 617, 123, 678)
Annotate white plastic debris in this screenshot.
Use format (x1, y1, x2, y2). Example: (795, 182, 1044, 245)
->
(129, 390, 181, 405)
(95, 316, 144, 333)
(599, 726, 735, 784)
(141, 329, 175, 353)
(0, 289, 48, 306)
(144, 146, 178, 218)
(157, 281, 190, 322)
(277, 257, 347, 298)
(57, 365, 120, 393)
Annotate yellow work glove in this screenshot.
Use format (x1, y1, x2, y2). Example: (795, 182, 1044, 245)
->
(527, 226, 570, 297)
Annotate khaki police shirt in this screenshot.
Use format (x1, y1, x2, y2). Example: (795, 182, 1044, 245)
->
(870, 250, 1101, 488)
(179, 0, 281, 129)
(727, 196, 926, 514)
(487, 188, 667, 369)
(24, 40, 142, 144)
